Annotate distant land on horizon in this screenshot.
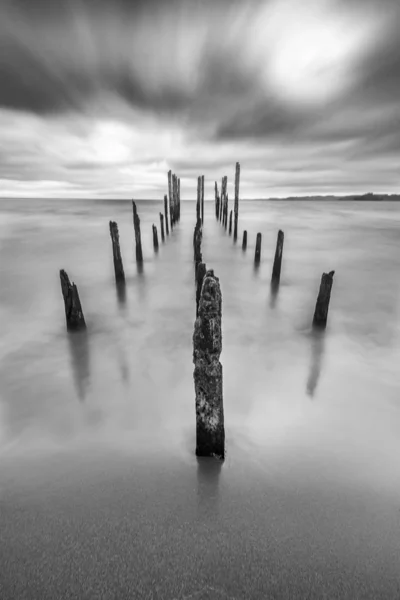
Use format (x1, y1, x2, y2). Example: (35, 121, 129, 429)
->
(0, 193, 399, 202)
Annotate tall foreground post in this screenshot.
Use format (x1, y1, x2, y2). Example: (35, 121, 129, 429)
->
(60, 269, 86, 331)
(233, 162, 240, 241)
(313, 271, 335, 329)
(159, 212, 165, 242)
(254, 232, 262, 264)
(109, 220, 125, 283)
(271, 230, 284, 286)
(193, 270, 225, 459)
(164, 194, 169, 235)
(132, 200, 143, 263)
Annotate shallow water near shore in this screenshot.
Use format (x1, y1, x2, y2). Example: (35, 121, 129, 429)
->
(0, 198, 400, 599)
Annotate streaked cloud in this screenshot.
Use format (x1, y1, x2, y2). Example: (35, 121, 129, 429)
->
(0, 0, 399, 198)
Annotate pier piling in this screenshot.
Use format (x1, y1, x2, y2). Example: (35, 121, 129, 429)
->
(109, 220, 125, 283)
(312, 271, 335, 329)
(60, 269, 86, 331)
(193, 269, 225, 459)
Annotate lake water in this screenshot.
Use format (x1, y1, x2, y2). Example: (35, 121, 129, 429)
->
(0, 198, 399, 599)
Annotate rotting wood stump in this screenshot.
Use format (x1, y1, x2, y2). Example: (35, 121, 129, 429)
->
(271, 230, 284, 287)
(60, 269, 86, 331)
(109, 220, 125, 283)
(313, 271, 335, 329)
(132, 200, 143, 263)
(242, 230, 247, 250)
(193, 218, 203, 274)
(193, 269, 225, 459)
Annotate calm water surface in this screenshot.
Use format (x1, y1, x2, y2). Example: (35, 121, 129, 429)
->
(0, 199, 399, 599)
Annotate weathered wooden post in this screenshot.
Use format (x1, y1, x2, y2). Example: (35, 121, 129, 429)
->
(164, 194, 169, 235)
(60, 269, 86, 331)
(109, 220, 125, 283)
(132, 200, 143, 263)
(220, 176, 227, 223)
(178, 178, 181, 222)
(201, 175, 205, 224)
(159, 212, 165, 242)
(196, 176, 201, 223)
(193, 269, 225, 459)
(168, 170, 173, 230)
(242, 230, 247, 250)
(173, 174, 178, 224)
(152, 224, 159, 250)
(224, 194, 229, 230)
(196, 262, 207, 317)
(194, 219, 203, 274)
(254, 232, 262, 264)
(233, 162, 240, 241)
(312, 271, 335, 329)
(271, 230, 284, 287)
(215, 182, 219, 219)
(228, 210, 233, 235)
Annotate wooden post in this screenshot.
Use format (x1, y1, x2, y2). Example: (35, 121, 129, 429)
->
(201, 175, 205, 224)
(215, 182, 219, 219)
(60, 269, 86, 331)
(168, 170, 173, 230)
(195, 262, 207, 317)
(196, 176, 201, 223)
(224, 194, 229, 230)
(254, 232, 262, 264)
(312, 271, 335, 329)
(132, 200, 143, 263)
(271, 230, 284, 287)
(178, 178, 181, 222)
(193, 269, 225, 459)
(159, 212, 165, 242)
(109, 220, 125, 283)
(228, 210, 233, 235)
(164, 194, 169, 235)
(233, 162, 240, 241)
(220, 176, 227, 223)
(173, 174, 178, 224)
(152, 224, 159, 250)
(242, 230, 247, 250)
(193, 219, 203, 273)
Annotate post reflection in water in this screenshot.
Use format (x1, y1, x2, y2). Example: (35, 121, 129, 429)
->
(196, 456, 223, 522)
(67, 329, 91, 402)
(306, 328, 325, 398)
(269, 280, 279, 309)
(116, 280, 126, 307)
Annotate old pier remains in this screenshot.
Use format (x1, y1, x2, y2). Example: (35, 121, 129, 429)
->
(193, 270, 225, 459)
(254, 232, 262, 264)
(233, 162, 240, 241)
(159, 212, 165, 242)
(313, 271, 335, 329)
(60, 269, 86, 331)
(271, 230, 284, 288)
(132, 200, 143, 263)
(109, 220, 125, 283)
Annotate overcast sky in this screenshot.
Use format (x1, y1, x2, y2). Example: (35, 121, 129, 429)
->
(1, 0, 399, 199)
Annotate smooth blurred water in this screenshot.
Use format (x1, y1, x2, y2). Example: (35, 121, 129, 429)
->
(0, 198, 399, 599)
